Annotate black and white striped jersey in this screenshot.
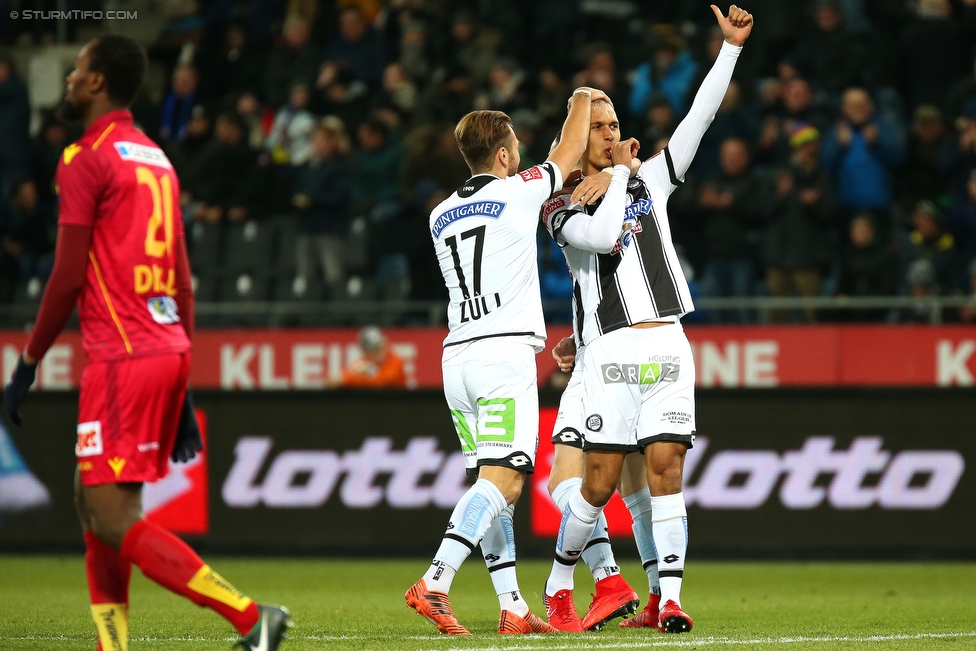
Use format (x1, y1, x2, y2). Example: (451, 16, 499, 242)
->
(430, 161, 562, 351)
(542, 150, 693, 346)
(541, 40, 743, 347)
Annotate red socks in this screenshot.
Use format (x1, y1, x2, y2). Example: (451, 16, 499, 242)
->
(85, 531, 131, 651)
(119, 519, 259, 635)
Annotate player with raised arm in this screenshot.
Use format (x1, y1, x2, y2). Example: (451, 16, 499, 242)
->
(406, 87, 609, 635)
(1, 35, 292, 651)
(540, 5, 753, 634)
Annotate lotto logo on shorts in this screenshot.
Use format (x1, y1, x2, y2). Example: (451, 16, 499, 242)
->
(601, 362, 680, 385)
(76, 421, 104, 457)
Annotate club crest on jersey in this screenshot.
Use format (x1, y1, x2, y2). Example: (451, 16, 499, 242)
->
(113, 141, 173, 169)
(76, 421, 103, 457)
(431, 201, 506, 238)
(610, 220, 643, 255)
(147, 296, 181, 325)
(518, 166, 543, 182)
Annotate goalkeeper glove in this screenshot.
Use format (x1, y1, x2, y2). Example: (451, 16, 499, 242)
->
(171, 390, 203, 463)
(3, 355, 37, 426)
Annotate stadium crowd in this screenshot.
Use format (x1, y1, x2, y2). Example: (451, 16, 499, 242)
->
(2, 0, 976, 323)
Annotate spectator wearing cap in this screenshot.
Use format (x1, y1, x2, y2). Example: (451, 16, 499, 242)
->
(292, 118, 353, 288)
(900, 258, 947, 323)
(764, 123, 834, 323)
(629, 28, 698, 118)
(900, 200, 963, 294)
(698, 138, 773, 323)
(266, 82, 316, 166)
(323, 6, 387, 89)
(836, 213, 897, 322)
(821, 87, 905, 217)
(159, 64, 198, 143)
(757, 77, 830, 167)
(897, 104, 951, 214)
(336, 326, 407, 389)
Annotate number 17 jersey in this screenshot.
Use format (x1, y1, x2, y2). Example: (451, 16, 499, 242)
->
(56, 109, 190, 362)
(429, 162, 562, 352)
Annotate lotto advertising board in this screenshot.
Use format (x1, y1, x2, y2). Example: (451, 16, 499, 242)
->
(1, 390, 972, 557)
(3, 325, 976, 390)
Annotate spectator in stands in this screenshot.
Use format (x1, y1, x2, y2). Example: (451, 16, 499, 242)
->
(897, 104, 951, 215)
(948, 168, 976, 263)
(534, 68, 569, 135)
(629, 28, 698, 118)
(764, 124, 834, 323)
(642, 94, 675, 146)
(187, 112, 259, 225)
(264, 16, 319, 108)
(352, 118, 404, 218)
(572, 43, 623, 99)
(398, 21, 431, 82)
(371, 62, 417, 127)
(789, 0, 866, 95)
(197, 22, 262, 106)
(901, 200, 963, 293)
(900, 258, 942, 323)
(821, 87, 905, 217)
(417, 65, 475, 126)
(691, 80, 760, 181)
(336, 326, 407, 389)
(699, 138, 772, 323)
(29, 117, 68, 201)
(293, 118, 353, 288)
(474, 58, 528, 115)
(837, 213, 898, 321)
(313, 64, 370, 135)
(164, 105, 211, 210)
(942, 99, 976, 199)
(0, 179, 54, 281)
(323, 6, 387, 89)
(159, 64, 198, 144)
(899, 0, 970, 110)
(442, 10, 496, 86)
(0, 56, 30, 202)
(758, 77, 829, 166)
(947, 55, 976, 125)
(235, 91, 267, 151)
(959, 258, 976, 323)
(266, 82, 316, 166)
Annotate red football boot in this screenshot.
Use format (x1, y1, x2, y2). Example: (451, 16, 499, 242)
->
(658, 599, 693, 634)
(543, 588, 583, 632)
(498, 609, 559, 634)
(620, 593, 661, 628)
(404, 579, 471, 635)
(580, 574, 640, 631)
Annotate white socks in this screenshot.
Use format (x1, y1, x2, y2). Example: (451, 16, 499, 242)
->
(622, 486, 661, 596)
(425, 478, 507, 593)
(546, 489, 603, 595)
(651, 492, 687, 606)
(481, 504, 528, 616)
(551, 477, 619, 583)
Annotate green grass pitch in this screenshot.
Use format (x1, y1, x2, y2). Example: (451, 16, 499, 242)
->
(1, 556, 974, 650)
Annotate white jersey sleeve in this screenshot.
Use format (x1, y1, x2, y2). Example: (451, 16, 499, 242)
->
(638, 41, 742, 193)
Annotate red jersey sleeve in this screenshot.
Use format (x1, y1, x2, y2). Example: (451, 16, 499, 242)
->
(56, 146, 104, 227)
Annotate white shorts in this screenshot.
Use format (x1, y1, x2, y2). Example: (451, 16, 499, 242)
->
(579, 324, 696, 452)
(442, 339, 540, 476)
(552, 345, 586, 449)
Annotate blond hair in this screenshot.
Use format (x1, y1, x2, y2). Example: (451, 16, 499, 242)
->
(454, 110, 514, 174)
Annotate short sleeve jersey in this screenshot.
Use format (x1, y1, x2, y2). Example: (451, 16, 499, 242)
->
(541, 148, 694, 346)
(56, 110, 190, 361)
(430, 162, 562, 351)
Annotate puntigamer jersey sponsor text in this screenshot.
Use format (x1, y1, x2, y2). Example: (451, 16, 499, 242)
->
(430, 163, 561, 351)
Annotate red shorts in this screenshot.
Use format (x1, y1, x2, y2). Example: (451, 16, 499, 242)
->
(76, 352, 190, 486)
